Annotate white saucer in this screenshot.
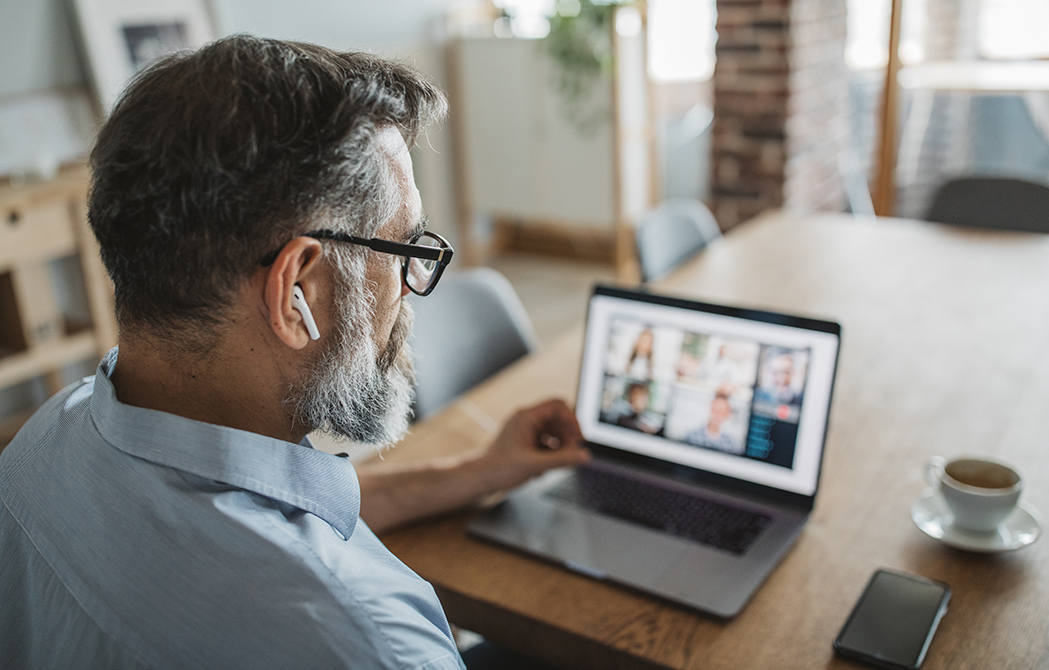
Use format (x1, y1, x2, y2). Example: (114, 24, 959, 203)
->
(911, 489, 1043, 553)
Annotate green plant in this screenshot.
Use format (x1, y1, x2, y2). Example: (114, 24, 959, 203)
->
(545, 0, 628, 135)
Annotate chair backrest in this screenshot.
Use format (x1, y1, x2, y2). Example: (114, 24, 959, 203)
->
(635, 198, 722, 282)
(409, 267, 539, 420)
(926, 177, 1049, 233)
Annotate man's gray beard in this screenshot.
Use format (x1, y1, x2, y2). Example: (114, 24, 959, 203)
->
(289, 289, 416, 452)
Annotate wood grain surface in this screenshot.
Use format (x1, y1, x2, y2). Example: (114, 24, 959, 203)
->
(380, 212, 1049, 669)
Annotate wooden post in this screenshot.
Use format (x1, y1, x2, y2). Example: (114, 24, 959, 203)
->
(444, 40, 482, 268)
(610, 13, 627, 280)
(873, 0, 904, 216)
(611, 5, 648, 283)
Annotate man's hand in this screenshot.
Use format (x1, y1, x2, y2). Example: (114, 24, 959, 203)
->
(358, 398, 590, 533)
(476, 398, 591, 493)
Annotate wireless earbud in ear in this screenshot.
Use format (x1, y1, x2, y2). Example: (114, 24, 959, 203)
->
(291, 285, 320, 341)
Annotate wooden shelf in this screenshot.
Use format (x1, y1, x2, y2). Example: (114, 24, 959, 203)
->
(0, 164, 116, 444)
(0, 331, 100, 388)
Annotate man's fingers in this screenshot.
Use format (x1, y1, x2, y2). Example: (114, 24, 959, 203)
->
(538, 432, 562, 450)
(528, 398, 584, 445)
(542, 443, 591, 468)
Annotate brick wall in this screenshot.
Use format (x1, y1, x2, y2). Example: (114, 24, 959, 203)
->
(711, 0, 849, 229)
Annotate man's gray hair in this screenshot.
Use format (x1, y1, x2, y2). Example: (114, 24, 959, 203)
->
(88, 34, 447, 345)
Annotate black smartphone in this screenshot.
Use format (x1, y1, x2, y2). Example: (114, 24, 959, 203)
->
(833, 569, 951, 670)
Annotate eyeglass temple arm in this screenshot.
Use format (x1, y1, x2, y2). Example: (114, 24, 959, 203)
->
(307, 230, 454, 264)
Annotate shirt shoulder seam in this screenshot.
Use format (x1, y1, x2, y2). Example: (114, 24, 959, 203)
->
(254, 507, 455, 670)
(0, 496, 156, 670)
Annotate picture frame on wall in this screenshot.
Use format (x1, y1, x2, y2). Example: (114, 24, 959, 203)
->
(72, 0, 216, 114)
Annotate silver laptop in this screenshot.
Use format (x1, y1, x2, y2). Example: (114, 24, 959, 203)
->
(469, 285, 841, 617)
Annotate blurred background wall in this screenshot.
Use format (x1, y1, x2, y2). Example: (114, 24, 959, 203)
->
(2, 0, 1048, 443)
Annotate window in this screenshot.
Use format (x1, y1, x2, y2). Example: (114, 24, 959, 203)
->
(845, 0, 927, 70)
(648, 0, 717, 82)
(979, 0, 1049, 59)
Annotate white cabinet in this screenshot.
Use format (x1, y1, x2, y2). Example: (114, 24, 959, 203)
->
(448, 26, 650, 274)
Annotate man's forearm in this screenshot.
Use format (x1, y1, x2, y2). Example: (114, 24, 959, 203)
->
(356, 399, 591, 535)
(355, 449, 505, 534)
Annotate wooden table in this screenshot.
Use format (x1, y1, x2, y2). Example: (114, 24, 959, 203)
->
(380, 211, 1049, 669)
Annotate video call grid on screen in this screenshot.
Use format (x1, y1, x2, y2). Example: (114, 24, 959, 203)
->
(577, 294, 839, 496)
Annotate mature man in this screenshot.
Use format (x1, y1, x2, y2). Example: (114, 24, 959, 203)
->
(0, 36, 589, 669)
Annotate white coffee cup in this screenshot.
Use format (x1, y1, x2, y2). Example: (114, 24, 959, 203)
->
(925, 455, 1023, 533)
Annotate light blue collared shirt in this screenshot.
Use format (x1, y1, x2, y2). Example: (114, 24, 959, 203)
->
(0, 349, 465, 670)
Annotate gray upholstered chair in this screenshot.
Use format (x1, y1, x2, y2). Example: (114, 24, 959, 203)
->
(635, 198, 722, 282)
(409, 267, 539, 420)
(926, 177, 1049, 233)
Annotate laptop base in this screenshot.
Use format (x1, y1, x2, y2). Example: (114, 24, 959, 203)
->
(469, 465, 809, 618)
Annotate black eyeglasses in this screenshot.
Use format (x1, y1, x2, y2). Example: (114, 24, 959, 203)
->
(260, 229, 454, 296)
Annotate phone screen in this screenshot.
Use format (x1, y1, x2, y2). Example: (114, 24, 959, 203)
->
(834, 570, 950, 669)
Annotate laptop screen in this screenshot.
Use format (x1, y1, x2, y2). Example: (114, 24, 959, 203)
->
(576, 287, 841, 497)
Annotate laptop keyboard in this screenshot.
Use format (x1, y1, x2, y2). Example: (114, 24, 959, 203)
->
(546, 469, 773, 555)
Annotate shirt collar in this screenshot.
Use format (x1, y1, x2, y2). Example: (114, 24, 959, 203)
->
(89, 348, 360, 540)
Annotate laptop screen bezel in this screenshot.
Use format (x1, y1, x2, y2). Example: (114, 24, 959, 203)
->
(576, 285, 842, 512)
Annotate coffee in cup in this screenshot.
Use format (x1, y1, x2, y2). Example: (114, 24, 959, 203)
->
(925, 455, 1022, 533)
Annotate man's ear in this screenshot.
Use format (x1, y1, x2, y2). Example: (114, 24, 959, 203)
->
(263, 237, 326, 350)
